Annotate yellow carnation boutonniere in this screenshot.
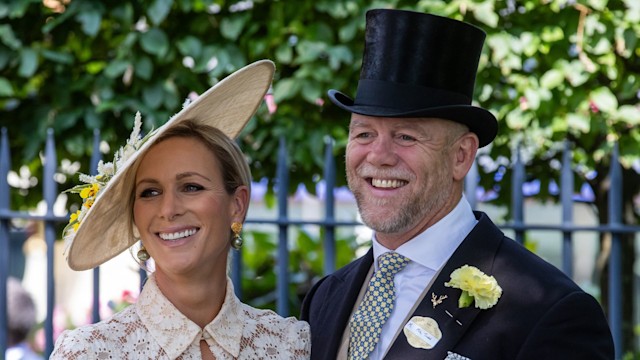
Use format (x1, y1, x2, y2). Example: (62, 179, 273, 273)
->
(444, 265, 502, 310)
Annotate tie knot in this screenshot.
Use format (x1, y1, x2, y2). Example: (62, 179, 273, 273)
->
(377, 252, 409, 275)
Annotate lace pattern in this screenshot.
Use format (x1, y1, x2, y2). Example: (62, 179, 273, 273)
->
(50, 275, 310, 359)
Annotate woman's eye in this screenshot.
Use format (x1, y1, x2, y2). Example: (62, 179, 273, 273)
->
(184, 184, 204, 192)
(139, 188, 159, 198)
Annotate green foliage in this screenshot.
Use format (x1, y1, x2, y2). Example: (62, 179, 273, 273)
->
(1, 0, 638, 212)
(240, 226, 359, 316)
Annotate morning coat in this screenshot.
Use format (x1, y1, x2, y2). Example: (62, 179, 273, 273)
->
(300, 211, 614, 360)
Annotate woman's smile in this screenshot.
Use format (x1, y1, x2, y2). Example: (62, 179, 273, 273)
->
(158, 227, 199, 241)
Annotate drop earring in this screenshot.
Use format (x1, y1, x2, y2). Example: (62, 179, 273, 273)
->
(231, 222, 243, 250)
(137, 244, 150, 261)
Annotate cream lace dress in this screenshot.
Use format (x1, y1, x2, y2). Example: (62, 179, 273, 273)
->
(50, 275, 310, 359)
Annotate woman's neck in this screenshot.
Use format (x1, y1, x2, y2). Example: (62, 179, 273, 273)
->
(154, 270, 227, 328)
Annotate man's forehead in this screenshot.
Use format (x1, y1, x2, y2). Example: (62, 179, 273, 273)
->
(349, 114, 451, 128)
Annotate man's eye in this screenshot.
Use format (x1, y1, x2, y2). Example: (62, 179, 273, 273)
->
(398, 134, 416, 142)
(352, 132, 375, 143)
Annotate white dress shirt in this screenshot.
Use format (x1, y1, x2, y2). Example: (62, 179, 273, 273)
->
(367, 195, 478, 360)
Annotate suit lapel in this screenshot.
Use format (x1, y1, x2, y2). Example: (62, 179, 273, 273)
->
(313, 249, 374, 360)
(385, 212, 503, 359)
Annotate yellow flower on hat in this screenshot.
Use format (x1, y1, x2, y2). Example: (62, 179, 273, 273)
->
(444, 265, 502, 310)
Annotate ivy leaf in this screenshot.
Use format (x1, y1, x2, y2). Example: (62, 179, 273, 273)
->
(614, 105, 640, 125)
(134, 56, 153, 80)
(104, 59, 129, 78)
(139, 28, 169, 58)
(220, 15, 248, 41)
(143, 82, 164, 109)
(0, 24, 21, 49)
(273, 78, 301, 102)
(76, 10, 102, 37)
(473, 1, 499, 27)
(176, 36, 202, 58)
(148, 0, 173, 26)
(540, 69, 564, 89)
(567, 113, 590, 133)
(0, 77, 13, 96)
(18, 48, 38, 78)
(590, 87, 618, 114)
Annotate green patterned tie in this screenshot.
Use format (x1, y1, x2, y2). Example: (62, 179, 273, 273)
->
(348, 252, 410, 360)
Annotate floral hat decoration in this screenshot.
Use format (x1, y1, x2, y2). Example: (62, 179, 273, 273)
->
(63, 60, 275, 271)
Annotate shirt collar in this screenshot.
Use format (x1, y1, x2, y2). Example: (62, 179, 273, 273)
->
(373, 195, 478, 271)
(136, 274, 245, 359)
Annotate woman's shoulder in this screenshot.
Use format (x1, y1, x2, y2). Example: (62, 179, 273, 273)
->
(241, 303, 309, 330)
(239, 304, 311, 358)
(50, 305, 144, 359)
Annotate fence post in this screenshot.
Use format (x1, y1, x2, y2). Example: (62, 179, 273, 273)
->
(323, 137, 336, 275)
(465, 160, 479, 210)
(512, 143, 525, 244)
(560, 141, 573, 277)
(231, 239, 243, 300)
(0, 127, 10, 356)
(43, 129, 57, 358)
(91, 129, 102, 324)
(276, 136, 289, 316)
(607, 143, 622, 359)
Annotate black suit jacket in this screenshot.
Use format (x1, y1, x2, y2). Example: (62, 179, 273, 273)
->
(301, 212, 614, 359)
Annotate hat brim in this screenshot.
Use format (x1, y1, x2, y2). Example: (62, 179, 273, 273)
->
(67, 60, 275, 271)
(328, 89, 497, 148)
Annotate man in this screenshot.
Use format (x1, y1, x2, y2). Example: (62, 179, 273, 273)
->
(300, 9, 614, 360)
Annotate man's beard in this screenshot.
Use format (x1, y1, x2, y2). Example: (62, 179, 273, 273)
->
(347, 166, 450, 235)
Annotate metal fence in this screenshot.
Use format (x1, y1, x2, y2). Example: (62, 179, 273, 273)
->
(1, 128, 637, 359)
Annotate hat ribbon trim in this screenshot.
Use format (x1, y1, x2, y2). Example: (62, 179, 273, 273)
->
(354, 79, 471, 110)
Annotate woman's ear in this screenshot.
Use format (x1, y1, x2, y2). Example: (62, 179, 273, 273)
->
(132, 223, 141, 239)
(452, 132, 479, 182)
(231, 185, 250, 222)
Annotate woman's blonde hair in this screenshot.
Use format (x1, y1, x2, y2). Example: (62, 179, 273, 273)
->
(153, 119, 252, 207)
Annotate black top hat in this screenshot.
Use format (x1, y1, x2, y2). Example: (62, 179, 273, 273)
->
(329, 9, 498, 147)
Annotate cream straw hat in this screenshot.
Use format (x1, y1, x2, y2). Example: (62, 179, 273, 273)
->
(63, 60, 275, 270)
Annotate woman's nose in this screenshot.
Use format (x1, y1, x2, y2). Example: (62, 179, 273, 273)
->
(159, 191, 183, 220)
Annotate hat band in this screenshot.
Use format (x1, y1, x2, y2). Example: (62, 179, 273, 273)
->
(354, 79, 472, 111)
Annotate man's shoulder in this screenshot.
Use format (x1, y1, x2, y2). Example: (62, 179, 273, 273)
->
(471, 211, 584, 294)
(315, 250, 372, 287)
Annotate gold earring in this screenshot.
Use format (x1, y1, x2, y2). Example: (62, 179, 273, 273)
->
(137, 245, 150, 261)
(231, 222, 243, 250)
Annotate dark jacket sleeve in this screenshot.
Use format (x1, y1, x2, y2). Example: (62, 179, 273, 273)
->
(516, 291, 614, 360)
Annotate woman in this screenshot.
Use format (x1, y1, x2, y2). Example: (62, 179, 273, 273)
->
(51, 60, 310, 359)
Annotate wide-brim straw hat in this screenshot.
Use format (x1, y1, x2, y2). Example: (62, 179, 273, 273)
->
(66, 60, 275, 271)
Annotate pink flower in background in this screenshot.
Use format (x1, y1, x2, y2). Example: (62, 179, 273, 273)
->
(265, 93, 277, 114)
(315, 98, 325, 107)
